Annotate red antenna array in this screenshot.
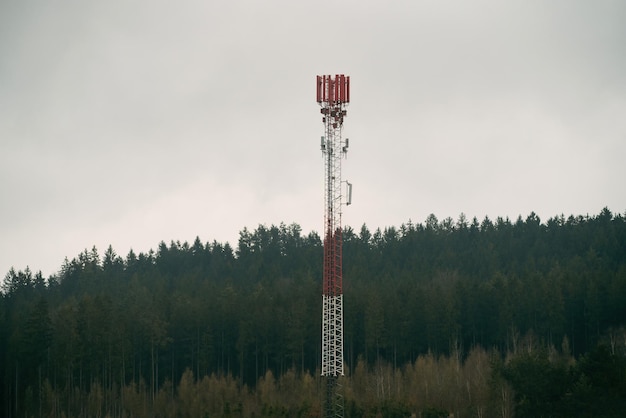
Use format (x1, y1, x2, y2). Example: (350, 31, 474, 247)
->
(316, 75, 350, 104)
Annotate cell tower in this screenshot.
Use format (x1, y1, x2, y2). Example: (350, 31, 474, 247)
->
(316, 74, 351, 418)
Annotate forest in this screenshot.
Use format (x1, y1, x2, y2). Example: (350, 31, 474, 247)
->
(1, 208, 625, 417)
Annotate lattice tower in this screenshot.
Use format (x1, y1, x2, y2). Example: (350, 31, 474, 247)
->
(316, 74, 351, 418)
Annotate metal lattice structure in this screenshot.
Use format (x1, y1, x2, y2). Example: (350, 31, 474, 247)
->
(317, 74, 350, 418)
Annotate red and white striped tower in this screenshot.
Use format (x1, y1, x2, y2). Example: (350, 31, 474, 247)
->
(316, 74, 351, 418)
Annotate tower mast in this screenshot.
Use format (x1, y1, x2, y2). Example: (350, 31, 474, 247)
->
(316, 74, 350, 418)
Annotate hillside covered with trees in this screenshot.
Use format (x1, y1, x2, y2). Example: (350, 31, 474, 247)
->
(1, 208, 625, 417)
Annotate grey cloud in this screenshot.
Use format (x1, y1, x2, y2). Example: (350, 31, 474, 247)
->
(1, 0, 625, 276)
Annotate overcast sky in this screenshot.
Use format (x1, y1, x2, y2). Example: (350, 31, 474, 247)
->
(1, 0, 625, 277)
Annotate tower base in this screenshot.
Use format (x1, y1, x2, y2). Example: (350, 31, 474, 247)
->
(324, 375, 344, 418)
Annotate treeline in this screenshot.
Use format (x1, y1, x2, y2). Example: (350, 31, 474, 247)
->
(1, 208, 625, 417)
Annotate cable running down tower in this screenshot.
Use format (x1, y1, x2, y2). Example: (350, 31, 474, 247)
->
(316, 74, 351, 418)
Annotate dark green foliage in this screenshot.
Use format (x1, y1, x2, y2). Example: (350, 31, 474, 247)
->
(378, 400, 411, 418)
(421, 406, 449, 418)
(499, 344, 626, 417)
(345, 399, 364, 418)
(501, 349, 572, 417)
(0, 210, 625, 416)
(569, 345, 626, 417)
